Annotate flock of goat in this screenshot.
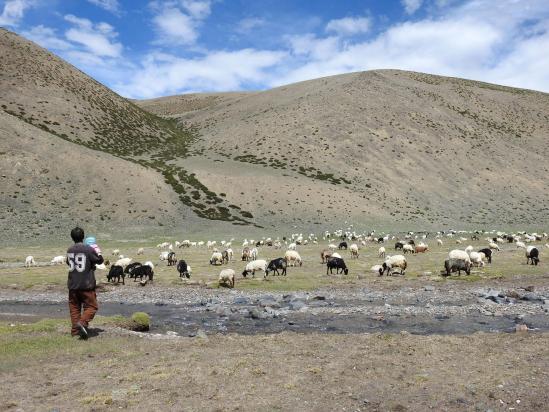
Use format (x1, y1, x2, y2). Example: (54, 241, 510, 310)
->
(23, 229, 546, 288)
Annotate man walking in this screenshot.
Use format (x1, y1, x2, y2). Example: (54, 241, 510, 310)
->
(66, 227, 103, 339)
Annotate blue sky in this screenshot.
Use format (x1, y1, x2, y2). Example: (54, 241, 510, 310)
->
(1, 0, 549, 98)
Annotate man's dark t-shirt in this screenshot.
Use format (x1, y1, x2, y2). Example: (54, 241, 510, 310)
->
(66, 243, 104, 290)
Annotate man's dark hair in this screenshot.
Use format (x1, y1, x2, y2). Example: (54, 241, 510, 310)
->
(70, 227, 85, 243)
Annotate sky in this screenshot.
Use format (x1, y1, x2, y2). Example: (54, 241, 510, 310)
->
(1, 0, 549, 99)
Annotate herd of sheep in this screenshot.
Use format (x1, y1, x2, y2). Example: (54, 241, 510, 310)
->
(22, 229, 546, 288)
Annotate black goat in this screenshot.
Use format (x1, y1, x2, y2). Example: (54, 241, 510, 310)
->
(266, 258, 287, 276)
(177, 259, 190, 278)
(326, 257, 349, 275)
(107, 265, 125, 284)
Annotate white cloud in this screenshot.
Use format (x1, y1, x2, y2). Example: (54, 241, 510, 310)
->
(22, 25, 72, 50)
(115, 49, 286, 98)
(180, 0, 211, 20)
(63, 14, 122, 57)
(236, 17, 265, 34)
(402, 0, 423, 15)
(152, 6, 197, 45)
(325, 16, 371, 36)
(0, 0, 33, 26)
(86, 0, 120, 14)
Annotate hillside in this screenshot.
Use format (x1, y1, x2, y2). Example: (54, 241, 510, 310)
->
(137, 70, 549, 229)
(0, 28, 256, 242)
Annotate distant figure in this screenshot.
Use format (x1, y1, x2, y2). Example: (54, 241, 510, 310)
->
(66, 227, 103, 339)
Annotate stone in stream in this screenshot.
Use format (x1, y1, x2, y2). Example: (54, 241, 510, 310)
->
(521, 292, 545, 302)
(233, 296, 251, 305)
(424, 285, 435, 292)
(288, 300, 307, 311)
(258, 295, 280, 308)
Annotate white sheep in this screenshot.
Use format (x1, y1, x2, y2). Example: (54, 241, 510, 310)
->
(331, 252, 342, 259)
(159, 251, 170, 261)
(378, 246, 386, 258)
(350, 244, 359, 259)
(250, 247, 258, 261)
(449, 249, 471, 264)
(515, 241, 526, 249)
(219, 269, 235, 288)
(50, 255, 66, 265)
(225, 248, 234, 261)
(210, 252, 223, 265)
(465, 245, 474, 254)
(25, 256, 35, 267)
(95, 263, 107, 270)
(175, 241, 181, 248)
(489, 242, 500, 251)
(545, 243, 549, 249)
(288, 242, 297, 251)
(207, 240, 217, 249)
(284, 250, 303, 267)
(469, 251, 484, 267)
(437, 239, 443, 246)
(112, 249, 120, 256)
(137, 247, 145, 255)
(197, 241, 205, 247)
(328, 243, 337, 250)
(115, 257, 132, 269)
(370, 264, 383, 274)
(242, 259, 268, 278)
(381, 255, 407, 276)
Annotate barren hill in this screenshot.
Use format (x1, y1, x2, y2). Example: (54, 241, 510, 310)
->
(0, 28, 255, 243)
(137, 70, 549, 230)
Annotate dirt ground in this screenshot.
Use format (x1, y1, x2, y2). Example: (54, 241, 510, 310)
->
(1, 323, 548, 412)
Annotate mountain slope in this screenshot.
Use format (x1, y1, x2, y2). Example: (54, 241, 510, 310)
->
(137, 70, 549, 229)
(0, 28, 256, 242)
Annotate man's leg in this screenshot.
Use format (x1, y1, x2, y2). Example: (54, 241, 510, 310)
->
(68, 290, 82, 336)
(80, 290, 98, 328)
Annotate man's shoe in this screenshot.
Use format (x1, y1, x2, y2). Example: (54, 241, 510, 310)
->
(76, 322, 88, 340)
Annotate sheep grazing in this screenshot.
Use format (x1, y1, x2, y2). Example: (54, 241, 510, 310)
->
(455, 239, 462, 244)
(137, 247, 145, 255)
(225, 248, 234, 262)
(114, 257, 132, 269)
(266, 258, 287, 276)
(284, 250, 303, 267)
(177, 260, 190, 278)
(489, 242, 500, 251)
(241, 247, 251, 261)
(25, 256, 35, 267)
(526, 246, 540, 265)
(443, 259, 472, 276)
(112, 249, 120, 256)
(288, 242, 297, 251)
(320, 249, 333, 263)
(210, 252, 223, 265)
(338, 241, 348, 250)
(464, 245, 474, 254)
(50, 255, 66, 265)
(124, 262, 142, 275)
(159, 251, 170, 261)
(167, 252, 177, 266)
(448, 249, 471, 264)
(219, 269, 236, 288)
(326, 257, 349, 275)
(350, 244, 359, 259)
(107, 265, 125, 284)
(242, 259, 268, 278)
(415, 245, 428, 253)
(179, 240, 191, 248)
(328, 243, 337, 250)
(469, 251, 484, 268)
(403, 244, 415, 254)
(378, 247, 386, 258)
(131, 265, 154, 282)
(545, 243, 549, 249)
(515, 241, 526, 249)
(394, 241, 404, 250)
(221, 250, 230, 264)
(437, 239, 443, 246)
(380, 255, 407, 276)
(477, 248, 493, 264)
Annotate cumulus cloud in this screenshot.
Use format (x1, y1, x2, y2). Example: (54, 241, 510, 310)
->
(114, 48, 286, 98)
(64, 14, 122, 57)
(0, 0, 33, 26)
(402, 0, 423, 15)
(86, 0, 120, 14)
(325, 16, 371, 36)
(22, 25, 72, 50)
(151, 0, 211, 45)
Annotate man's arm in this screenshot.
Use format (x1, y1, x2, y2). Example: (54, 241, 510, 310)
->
(89, 249, 104, 265)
